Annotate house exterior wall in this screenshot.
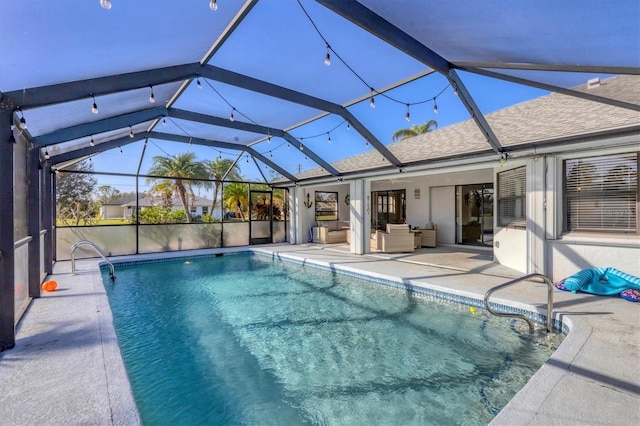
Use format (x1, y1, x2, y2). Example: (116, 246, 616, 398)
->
(100, 205, 125, 219)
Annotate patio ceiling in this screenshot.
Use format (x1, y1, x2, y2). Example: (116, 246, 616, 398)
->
(1, 0, 638, 184)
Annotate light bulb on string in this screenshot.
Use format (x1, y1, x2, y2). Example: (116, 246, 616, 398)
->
(267, 134, 272, 144)
(270, 151, 273, 158)
(365, 140, 369, 147)
(405, 104, 410, 122)
(100, 0, 112, 10)
(196, 78, 202, 89)
(188, 137, 192, 146)
(324, 43, 331, 66)
(44, 147, 50, 160)
(162, 118, 167, 125)
(453, 83, 458, 96)
(229, 108, 235, 122)
(217, 151, 222, 160)
(129, 126, 134, 138)
(90, 136, 95, 147)
(369, 90, 375, 108)
(327, 133, 331, 144)
(304, 155, 308, 161)
(346, 122, 350, 131)
(287, 143, 290, 149)
(300, 143, 304, 151)
(433, 99, 438, 114)
(149, 86, 155, 103)
(91, 94, 98, 114)
(119, 146, 123, 155)
(246, 155, 249, 164)
(209, 0, 218, 11)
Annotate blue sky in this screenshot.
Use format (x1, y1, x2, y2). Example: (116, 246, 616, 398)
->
(2, 0, 636, 193)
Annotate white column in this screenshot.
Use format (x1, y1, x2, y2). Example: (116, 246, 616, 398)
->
(349, 179, 370, 254)
(527, 157, 546, 274)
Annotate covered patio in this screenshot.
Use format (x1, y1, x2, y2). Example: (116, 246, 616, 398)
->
(1, 1, 639, 423)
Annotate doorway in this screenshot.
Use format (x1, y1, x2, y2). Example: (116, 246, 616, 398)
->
(249, 190, 273, 245)
(371, 190, 406, 231)
(455, 184, 493, 246)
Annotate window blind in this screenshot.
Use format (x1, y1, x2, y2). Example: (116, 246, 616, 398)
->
(497, 166, 526, 228)
(565, 153, 638, 232)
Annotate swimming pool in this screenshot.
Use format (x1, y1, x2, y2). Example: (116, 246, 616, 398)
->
(105, 252, 563, 425)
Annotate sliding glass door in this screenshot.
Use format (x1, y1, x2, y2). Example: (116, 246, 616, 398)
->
(455, 184, 493, 246)
(371, 190, 406, 231)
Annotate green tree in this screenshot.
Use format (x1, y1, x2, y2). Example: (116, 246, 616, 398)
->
(392, 119, 438, 142)
(147, 153, 207, 223)
(203, 158, 242, 216)
(96, 185, 122, 205)
(56, 160, 98, 225)
(223, 182, 249, 221)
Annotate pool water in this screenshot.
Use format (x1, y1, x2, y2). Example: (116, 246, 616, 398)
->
(105, 253, 563, 426)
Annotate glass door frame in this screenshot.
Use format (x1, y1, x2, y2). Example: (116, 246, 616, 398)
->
(249, 189, 273, 245)
(455, 183, 494, 246)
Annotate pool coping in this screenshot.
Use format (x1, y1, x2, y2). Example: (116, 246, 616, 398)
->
(2, 244, 637, 425)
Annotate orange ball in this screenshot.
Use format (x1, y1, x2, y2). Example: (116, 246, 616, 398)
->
(41, 280, 58, 292)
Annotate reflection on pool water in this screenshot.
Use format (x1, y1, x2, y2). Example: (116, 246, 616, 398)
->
(105, 253, 563, 426)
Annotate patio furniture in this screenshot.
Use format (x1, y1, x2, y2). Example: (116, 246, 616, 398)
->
(312, 223, 348, 244)
(376, 224, 415, 253)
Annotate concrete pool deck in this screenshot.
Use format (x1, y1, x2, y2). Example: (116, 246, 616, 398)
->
(0, 244, 638, 425)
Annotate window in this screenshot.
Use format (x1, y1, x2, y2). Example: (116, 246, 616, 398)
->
(315, 191, 338, 221)
(565, 152, 638, 232)
(497, 166, 526, 228)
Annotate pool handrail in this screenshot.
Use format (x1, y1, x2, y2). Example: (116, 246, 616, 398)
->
(484, 273, 554, 333)
(70, 240, 115, 281)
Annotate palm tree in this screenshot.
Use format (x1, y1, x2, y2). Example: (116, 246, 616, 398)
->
(203, 158, 242, 216)
(391, 119, 438, 142)
(223, 182, 249, 221)
(147, 153, 207, 223)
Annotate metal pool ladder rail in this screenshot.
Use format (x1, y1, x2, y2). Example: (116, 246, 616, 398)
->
(70, 240, 116, 281)
(484, 273, 554, 333)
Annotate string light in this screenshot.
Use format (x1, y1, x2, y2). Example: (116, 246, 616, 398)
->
(346, 122, 350, 130)
(433, 99, 438, 114)
(300, 143, 304, 151)
(100, 0, 112, 10)
(324, 43, 331, 66)
(91, 94, 98, 114)
(90, 136, 95, 147)
(119, 146, 123, 155)
(209, 0, 218, 11)
(18, 108, 27, 130)
(405, 104, 410, 122)
(149, 86, 155, 103)
(189, 136, 193, 146)
(287, 142, 290, 149)
(229, 108, 235, 122)
(270, 151, 273, 158)
(44, 147, 50, 160)
(267, 134, 272, 144)
(129, 126, 134, 138)
(327, 133, 332, 144)
(162, 118, 167, 125)
(246, 155, 249, 164)
(217, 151, 222, 160)
(453, 82, 459, 96)
(196, 78, 202, 89)
(298, 0, 452, 120)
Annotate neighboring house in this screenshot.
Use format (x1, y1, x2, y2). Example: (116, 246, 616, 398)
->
(99, 194, 139, 219)
(121, 194, 214, 220)
(292, 75, 640, 281)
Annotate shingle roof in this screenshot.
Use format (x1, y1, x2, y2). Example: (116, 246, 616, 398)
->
(294, 75, 640, 180)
